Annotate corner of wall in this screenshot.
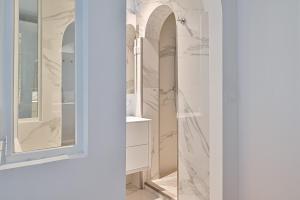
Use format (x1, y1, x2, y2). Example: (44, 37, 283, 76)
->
(222, 0, 239, 200)
(0, 0, 4, 140)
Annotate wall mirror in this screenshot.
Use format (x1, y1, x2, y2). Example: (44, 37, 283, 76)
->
(126, 25, 136, 95)
(126, 24, 139, 116)
(0, 0, 87, 169)
(126, 24, 143, 117)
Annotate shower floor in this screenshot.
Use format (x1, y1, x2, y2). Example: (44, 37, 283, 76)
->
(126, 184, 168, 200)
(146, 172, 178, 200)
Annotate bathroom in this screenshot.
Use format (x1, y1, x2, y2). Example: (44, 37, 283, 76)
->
(126, 0, 209, 199)
(0, 0, 220, 199)
(3, 0, 300, 200)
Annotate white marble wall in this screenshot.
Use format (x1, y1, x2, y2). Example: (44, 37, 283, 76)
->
(159, 13, 177, 177)
(177, 11, 209, 200)
(142, 38, 160, 179)
(133, 0, 210, 199)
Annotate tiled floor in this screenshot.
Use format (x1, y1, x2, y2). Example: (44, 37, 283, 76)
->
(150, 172, 177, 200)
(126, 172, 177, 200)
(126, 184, 169, 200)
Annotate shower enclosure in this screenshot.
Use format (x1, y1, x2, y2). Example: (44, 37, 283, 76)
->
(126, 0, 210, 199)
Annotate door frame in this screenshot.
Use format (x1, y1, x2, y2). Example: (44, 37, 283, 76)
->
(208, 0, 224, 200)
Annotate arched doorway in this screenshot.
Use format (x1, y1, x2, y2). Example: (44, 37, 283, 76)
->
(125, 0, 224, 199)
(141, 3, 211, 200)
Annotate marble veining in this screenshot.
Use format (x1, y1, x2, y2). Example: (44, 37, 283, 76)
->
(140, 4, 173, 181)
(131, 0, 209, 199)
(160, 46, 176, 58)
(159, 13, 177, 177)
(178, 90, 209, 200)
(151, 172, 178, 200)
(18, 0, 75, 152)
(143, 65, 160, 88)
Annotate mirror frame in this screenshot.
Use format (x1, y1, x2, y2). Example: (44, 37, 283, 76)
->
(0, 0, 88, 170)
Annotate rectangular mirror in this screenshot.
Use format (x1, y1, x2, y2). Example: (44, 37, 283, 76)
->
(18, 0, 39, 119)
(126, 24, 142, 116)
(126, 25, 136, 95)
(14, 0, 76, 153)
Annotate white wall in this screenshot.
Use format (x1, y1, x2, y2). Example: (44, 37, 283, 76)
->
(222, 0, 239, 200)
(0, 0, 4, 141)
(238, 0, 300, 200)
(0, 1, 126, 200)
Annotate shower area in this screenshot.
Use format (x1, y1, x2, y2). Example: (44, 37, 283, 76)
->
(126, 0, 209, 199)
(143, 12, 178, 199)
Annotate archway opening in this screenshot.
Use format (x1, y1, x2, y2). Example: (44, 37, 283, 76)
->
(142, 10, 179, 199)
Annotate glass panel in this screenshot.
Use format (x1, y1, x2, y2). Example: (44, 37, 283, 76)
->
(15, 0, 76, 153)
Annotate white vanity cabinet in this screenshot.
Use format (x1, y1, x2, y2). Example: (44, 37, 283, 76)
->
(126, 117, 151, 175)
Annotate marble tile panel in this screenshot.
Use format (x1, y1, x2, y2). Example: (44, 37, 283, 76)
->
(159, 13, 177, 177)
(143, 39, 160, 88)
(133, 1, 210, 199)
(152, 172, 178, 200)
(143, 87, 160, 179)
(178, 90, 209, 200)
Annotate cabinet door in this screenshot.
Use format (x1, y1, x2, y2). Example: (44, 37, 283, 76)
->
(126, 145, 149, 172)
(126, 122, 149, 147)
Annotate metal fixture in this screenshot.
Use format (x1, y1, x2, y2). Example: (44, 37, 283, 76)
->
(177, 17, 186, 24)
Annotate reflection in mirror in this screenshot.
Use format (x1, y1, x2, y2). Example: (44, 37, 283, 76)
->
(18, 0, 39, 119)
(62, 22, 75, 146)
(126, 25, 137, 116)
(126, 24, 136, 95)
(15, 0, 76, 153)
